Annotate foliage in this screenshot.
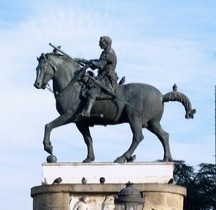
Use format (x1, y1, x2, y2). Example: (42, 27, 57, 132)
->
(174, 162, 216, 210)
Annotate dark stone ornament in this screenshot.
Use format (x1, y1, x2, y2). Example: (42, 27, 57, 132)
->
(46, 154, 57, 163)
(99, 177, 105, 184)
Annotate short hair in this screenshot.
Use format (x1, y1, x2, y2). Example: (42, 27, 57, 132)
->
(100, 36, 112, 46)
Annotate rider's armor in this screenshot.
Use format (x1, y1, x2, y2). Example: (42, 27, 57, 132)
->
(80, 45, 119, 117)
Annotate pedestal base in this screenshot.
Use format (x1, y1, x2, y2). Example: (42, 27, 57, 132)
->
(31, 183, 186, 210)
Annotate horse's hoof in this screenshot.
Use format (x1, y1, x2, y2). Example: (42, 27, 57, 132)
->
(126, 155, 136, 162)
(44, 144, 53, 155)
(114, 156, 126, 163)
(82, 158, 94, 163)
(163, 157, 173, 162)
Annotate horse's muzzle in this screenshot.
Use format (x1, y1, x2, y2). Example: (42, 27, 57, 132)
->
(34, 82, 40, 89)
(34, 81, 45, 89)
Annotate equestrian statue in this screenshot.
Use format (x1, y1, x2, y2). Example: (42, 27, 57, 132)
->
(34, 36, 196, 163)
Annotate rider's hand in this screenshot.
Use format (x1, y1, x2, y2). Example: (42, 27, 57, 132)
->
(75, 58, 88, 65)
(87, 60, 94, 68)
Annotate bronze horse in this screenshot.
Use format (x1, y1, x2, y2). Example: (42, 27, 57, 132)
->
(34, 52, 196, 163)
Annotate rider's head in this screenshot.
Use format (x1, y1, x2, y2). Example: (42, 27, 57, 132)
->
(99, 36, 112, 49)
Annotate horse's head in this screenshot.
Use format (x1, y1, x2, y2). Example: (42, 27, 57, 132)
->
(34, 53, 56, 89)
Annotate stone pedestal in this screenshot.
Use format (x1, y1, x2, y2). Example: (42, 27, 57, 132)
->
(31, 162, 186, 210)
(31, 183, 186, 210)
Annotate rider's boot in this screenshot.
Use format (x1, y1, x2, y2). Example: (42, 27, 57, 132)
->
(80, 97, 95, 117)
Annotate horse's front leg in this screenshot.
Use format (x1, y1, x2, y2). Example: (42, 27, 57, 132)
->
(43, 112, 74, 154)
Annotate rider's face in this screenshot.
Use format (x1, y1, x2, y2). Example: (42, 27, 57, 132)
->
(99, 39, 106, 49)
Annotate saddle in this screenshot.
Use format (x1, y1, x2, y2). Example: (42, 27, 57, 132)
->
(80, 71, 125, 100)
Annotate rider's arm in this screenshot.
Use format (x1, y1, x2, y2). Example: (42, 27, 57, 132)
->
(90, 59, 107, 70)
(89, 51, 108, 70)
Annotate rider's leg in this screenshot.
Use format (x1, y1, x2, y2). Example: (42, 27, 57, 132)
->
(81, 87, 99, 117)
(81, 96, 95, 117)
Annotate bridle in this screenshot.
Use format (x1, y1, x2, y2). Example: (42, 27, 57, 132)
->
(39, 53, 87, 96)
(38, 54, 56, 93)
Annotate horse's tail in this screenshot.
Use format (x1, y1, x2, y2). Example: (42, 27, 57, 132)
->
(163, 84, 196, 119)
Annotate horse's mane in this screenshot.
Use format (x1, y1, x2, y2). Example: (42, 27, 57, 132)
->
(46, 53, 67, 62)
(43, 53, 81, 71)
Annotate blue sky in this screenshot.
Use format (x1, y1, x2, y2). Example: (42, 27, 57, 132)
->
(0, 1, 215, 210)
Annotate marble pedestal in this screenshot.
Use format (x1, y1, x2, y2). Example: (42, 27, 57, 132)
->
(42, 162, 174, 184)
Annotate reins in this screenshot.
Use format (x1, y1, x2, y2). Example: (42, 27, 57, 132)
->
(46, 83, 54, 93)
(43, 54, 87, 96)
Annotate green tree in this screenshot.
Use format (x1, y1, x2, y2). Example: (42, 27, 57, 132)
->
(174, 162, 216, 210)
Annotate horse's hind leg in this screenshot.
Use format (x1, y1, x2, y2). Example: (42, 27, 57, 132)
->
(114, 118, 144, 163)
(76, 123, 95, 163)
(147, 120, 172, 161)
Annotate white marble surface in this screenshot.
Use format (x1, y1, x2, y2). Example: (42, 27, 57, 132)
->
(42, 162, 174, 185)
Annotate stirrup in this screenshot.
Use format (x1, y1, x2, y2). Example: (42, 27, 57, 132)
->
(79, 111, 91, 118)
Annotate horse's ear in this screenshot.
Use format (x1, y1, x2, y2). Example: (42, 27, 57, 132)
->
(41, 53, 46, 59)
(37, 57, 39, 61)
